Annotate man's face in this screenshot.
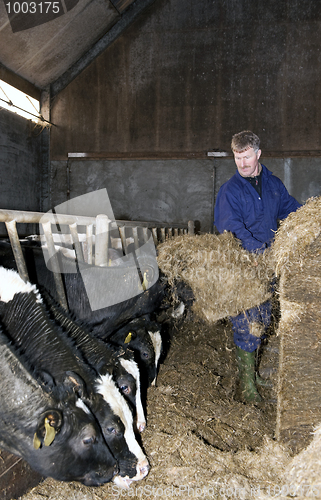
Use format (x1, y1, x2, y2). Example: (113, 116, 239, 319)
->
(234, 147, 261, 177)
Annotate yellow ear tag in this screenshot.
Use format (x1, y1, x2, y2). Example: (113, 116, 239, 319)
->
(44, 418, 56, 447)
(124, 332, 132, 344)
(33, 433, 41, 450)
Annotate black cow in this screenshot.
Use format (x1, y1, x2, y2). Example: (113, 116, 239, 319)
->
(0, 266, 149, 488)
(0, 326, 118, 485)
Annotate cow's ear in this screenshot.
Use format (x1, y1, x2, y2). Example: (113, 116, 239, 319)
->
(36, 369, 56, 391)
(33, 410, 62, 449)
(63, 371, 88, 399)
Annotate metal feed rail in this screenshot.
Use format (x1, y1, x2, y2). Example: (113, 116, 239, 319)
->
(0, 209, 194, 310)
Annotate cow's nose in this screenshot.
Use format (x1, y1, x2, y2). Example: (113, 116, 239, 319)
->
(138, 421, 146, 432)
(113, 463, 119, 477)
(139, 463, 150, 478)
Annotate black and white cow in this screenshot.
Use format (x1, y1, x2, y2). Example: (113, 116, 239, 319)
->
(0, 238, 188, 390)
(0, 267, 149, 489)
(108, 314, 163, 388)
(0, 240, 166, 386)
(41, 289, 146, 432)
(0, 326, 118, 485)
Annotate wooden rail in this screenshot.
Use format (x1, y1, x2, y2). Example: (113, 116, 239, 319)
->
(0, 209, 194, 311)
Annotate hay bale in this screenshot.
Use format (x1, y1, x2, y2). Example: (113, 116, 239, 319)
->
(157, 232, 273, 323)
(277, 234, 321, 304)
(284, 422, 321, 497)
(271, 197, 321, 453)
(276, 302, 321, 452)
(272, 196, 321, 278)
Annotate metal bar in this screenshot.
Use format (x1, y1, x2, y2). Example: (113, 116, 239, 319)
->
(115, 219, 189, 229)
(95, 214, 110, 266)
(69, 222, 84, 263)
(41, 222, 68, 310)
(0, 96, 55, 126)
(5, 220, 29, 283)
(119, 226, 128, 255)
(66, 159, 71, 200)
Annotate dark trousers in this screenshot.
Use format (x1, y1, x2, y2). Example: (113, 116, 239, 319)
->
(231, 300, 272, 353)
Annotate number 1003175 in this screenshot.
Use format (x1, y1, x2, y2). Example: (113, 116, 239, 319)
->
(5, 2, 61, 14)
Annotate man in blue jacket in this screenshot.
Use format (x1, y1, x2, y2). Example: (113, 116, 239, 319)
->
(215, 130, 301, 403)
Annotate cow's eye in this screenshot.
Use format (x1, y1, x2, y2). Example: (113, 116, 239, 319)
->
(120, 384, 130, 394)
(142, 351, 150, 359)
(106, 427, 117, 435)
(83, 436, 96, 445)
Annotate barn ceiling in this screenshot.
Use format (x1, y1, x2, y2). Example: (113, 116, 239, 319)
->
(0, 0, 155, 94)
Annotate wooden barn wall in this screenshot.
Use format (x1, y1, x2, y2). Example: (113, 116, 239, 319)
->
(50, 0, 321, 158)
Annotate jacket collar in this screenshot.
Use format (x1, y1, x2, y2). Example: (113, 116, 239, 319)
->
(235, 163, 270, 183)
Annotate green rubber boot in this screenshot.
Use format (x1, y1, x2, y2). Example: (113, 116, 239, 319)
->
(235, 346, 262, 403)
(255, 348, 273, 388)
(256, 372, 272, 387)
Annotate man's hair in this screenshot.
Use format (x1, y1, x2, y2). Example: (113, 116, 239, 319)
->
(231, 130, 260, 153)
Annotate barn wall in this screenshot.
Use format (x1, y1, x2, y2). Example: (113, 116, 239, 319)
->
(48, 0, 321, 226)
(50, 0, 321, 158)
(50, 155, 318, 233)
(0, 109, 43, 211)
(50, 159, 215, 232)
(0, 108, 49, 235)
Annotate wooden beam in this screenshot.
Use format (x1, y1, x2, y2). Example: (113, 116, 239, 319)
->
(0, 451, 43, 500)
(109, 0, 136, 14)
(64, 150, 321, 161)
(67, 151, 210, 160)
(0, 64, 41, 100)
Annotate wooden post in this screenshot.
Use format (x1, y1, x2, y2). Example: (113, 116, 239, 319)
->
(5, 220, 29, 283)
(95, 214, 110, 266)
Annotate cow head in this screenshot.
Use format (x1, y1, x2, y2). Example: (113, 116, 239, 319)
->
(110, 317, 162, 388)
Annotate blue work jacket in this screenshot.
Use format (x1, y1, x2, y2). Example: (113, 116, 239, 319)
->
(214, 164, 301, 252)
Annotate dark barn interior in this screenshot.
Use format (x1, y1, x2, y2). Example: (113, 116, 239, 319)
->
(1, 0, 321, 498)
